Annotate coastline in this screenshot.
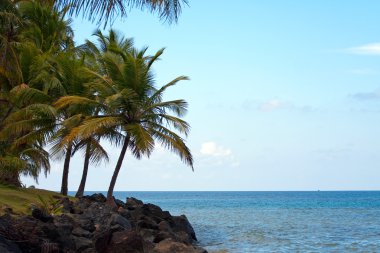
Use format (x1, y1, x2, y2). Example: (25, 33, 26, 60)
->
(0, 190, 208, 253)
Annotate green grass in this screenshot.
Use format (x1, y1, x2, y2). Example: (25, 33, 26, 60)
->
(0, 184, 75, 215)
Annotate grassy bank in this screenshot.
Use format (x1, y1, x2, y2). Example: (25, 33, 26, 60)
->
(0, 184, 74, 215)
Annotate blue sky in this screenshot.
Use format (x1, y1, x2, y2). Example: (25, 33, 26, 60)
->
(24, 1, 380, 191)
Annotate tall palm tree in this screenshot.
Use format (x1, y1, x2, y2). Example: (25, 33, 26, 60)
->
(55, 34, 193, 206)
(54, 0, 188, 27)
(0, 0, 23, 91)
(0, 84, 55, 186)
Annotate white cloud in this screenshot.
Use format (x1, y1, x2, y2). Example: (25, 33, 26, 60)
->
(259, 99, 289, 112)
(198, 141, 240, 169)
(348, 43, 380, 55)
(200, 142, 232, 156)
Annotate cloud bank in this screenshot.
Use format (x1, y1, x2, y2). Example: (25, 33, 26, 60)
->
(348, 43, 380, 55)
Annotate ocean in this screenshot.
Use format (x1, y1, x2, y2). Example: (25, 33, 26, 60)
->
(78, 191, 380, 253)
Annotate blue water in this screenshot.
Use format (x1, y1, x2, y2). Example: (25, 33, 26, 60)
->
(79, 191, 380, 252)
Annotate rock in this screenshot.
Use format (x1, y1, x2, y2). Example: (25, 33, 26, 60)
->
(40, 241, 60, 253)
(153, 239, 207, 253)
(118, 207, 132, 220)
(171, 215, 197, 241)
(28, 185, 35, 189)
(87, 193, 106, 203)
(114, 197, 127, 208)
(136, 218, 159, 230)
(31, 207, 53, 222)
(153, 231, 174, 243)
(75, 217, 96, 232)
(1, 206, 13, 214)
(81, 248, 97, 253)
(0, 195, 207, 253)
(73, 236, 93, 252)
(106, 231, 145, 253)
(93, 229, 112, 252)
(72, 227, 92, 238)
(127, 197, 143, 206)
(0, 235, 22, 253)
(58, 197, 74, 213)
(109, 213, 132, 230)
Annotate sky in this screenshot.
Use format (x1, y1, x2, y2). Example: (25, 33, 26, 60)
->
(24, 0, 380, 191)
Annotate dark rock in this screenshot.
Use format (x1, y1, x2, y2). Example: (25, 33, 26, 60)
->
(86, 193, 106, 203)
(59, 197, 74, 213)
(0, 196, 207, 253)
(1, 206, 13, 214)
(136, 218, 158, 230)
(72, 236, 93, 252)
(0, 235, 22, 253)
(118, 207, 132, 220)
(81, 248, 97, 253)
(153, 231, 176, 244)
(158, 221, 172, 232)
(106, 230, 145, 253)
(40, 241, 60, 253)
(114, 197, 127, 208)
(72, 227, 92, 238)
(127, 197, 143, 206)
(31, 207, 53, 222)
(93, 229, 112, 252)
(138, 228, 157, 243)
(75, 217, 96, 232)
(171, 215, 197, 241)
(109, 213, 132, 230)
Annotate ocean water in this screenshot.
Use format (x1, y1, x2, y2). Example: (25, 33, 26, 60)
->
(81, 191, 380, 252)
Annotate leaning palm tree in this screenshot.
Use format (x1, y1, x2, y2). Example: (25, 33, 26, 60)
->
(74, 135, 110, 198)
(56, 43, 193, 206)
(54, 0, 188, 27)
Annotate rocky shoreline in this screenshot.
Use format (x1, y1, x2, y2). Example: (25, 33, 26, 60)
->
(0, 193, 208, 253)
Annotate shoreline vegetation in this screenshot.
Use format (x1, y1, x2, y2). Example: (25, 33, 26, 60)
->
(0, 1, 201, 252)
(0, 184, 208, 252)
(1, 0, 192, 208)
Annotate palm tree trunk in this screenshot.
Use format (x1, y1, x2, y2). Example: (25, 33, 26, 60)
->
(0, 170, 21, 187)
(106, 136, 130, 206)
(75, 143, 91, 198)
(60, 143, 72, 196)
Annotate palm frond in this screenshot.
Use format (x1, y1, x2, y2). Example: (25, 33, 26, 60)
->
(55, 0, 188, 27)
(151, 123, 193, 169)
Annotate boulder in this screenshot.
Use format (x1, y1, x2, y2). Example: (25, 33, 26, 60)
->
(72, 236, 93, 252)
(31, 207, 53, 222)
(171, 215, 197, 241)
(87, 193, 106, 203)
(109, 213, 132, 230)
(106, 231, 145, 253)
(0, 235, 22, 253)
(72, 227, 92, 238)
(0, 195, 208, 253)
(127, 197, 143, 206)
(114, 197, 127, 208)
(93, 229, 112, 252)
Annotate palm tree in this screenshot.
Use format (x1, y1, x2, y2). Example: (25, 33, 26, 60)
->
(54, 0, 188, 27)
(55, 33, 193, 206)
(0, 84, 55, 186)
(74, 136, 109, 198)
(0, 0, 23, 91)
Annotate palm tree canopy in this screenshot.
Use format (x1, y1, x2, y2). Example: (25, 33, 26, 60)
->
(54, 0, 188, 27)
(55, 30, 193, 168)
